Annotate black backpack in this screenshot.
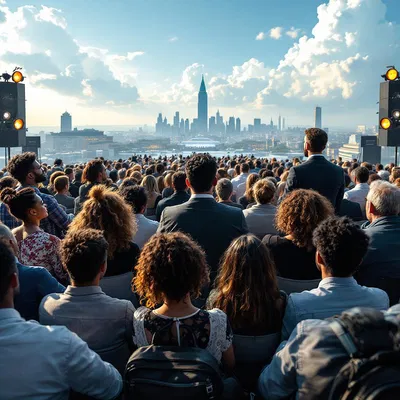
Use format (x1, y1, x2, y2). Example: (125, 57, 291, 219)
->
(124, 320, 224, 399)
(328, 308, 400, 400)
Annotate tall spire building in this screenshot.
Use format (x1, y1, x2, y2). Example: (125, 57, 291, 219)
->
(197, 75, 208, 133)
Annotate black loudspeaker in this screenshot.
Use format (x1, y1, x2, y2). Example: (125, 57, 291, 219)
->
(22, 136, 41, 155)
(0, 82, 26, 147)
(378, 81, 400, 146)
(360, 136, 381, 164)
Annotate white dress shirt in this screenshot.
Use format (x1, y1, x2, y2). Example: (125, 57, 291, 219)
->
(0, 308, 122, 400)
(343, 182, 369, 215)
(231, 173, 249, 192)
(134, 213, 159, 249)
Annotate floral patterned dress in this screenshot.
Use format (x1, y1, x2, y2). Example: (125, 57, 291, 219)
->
(18, 230, 69, 285)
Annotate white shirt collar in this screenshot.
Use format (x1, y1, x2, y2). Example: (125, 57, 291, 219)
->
(190, 194, 215, 200)
(307, 154, 325, 160)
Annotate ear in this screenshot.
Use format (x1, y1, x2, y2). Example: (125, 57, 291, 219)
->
(212, 176, 218, 187)
(315, 250, 323, 271)
(185, 178, 191, 189)
(28, 208, 37, 216)
(367, 200, 376, 216)
(10, 272, 19, 290)
(99, 262, 107, 278)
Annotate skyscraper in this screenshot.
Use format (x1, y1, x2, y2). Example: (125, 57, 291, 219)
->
(282, 117, 286, 131)
(315, 106, 322, 129)
(209, 116, 216, 133)
(61, 111, 72, 132)
(180, 118, 185, 134)
(156, 113, 163, 134)
(185, 118, 190, 134)
(197, 75, 208, 133)
(254, 118, 261, 133)
(228, 117, 235, 134)
(173, 111, 180, 135)
(278, 115, 282, 132)
(236, 117, 241, 133)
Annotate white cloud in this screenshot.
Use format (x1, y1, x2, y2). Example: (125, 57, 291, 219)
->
(168, 36, 178, 42)
(344, 31, 356, 47)
(286, 27, 300, 39)
(269, 27, 283, 40)
(256, 32, 266, 41)
(34, 6, 67, 29)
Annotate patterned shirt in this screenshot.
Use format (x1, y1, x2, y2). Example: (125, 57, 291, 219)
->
(0, 202, 21, 229)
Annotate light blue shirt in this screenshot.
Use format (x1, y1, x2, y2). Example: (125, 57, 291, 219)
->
(259, 304, 400, 400)
(282, 277, 389, 340)
(0, 309, 122, 400)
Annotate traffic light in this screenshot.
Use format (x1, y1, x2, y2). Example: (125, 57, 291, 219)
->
(0, 68, 26, 147)
(378, 66, 400, 146)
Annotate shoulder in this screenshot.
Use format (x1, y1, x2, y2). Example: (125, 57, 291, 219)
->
(134, 306, 151, 321)
(207, 308, 228, 323)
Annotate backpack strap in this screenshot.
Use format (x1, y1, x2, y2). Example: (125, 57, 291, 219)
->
(263, 234, 279, 246)
(330, 319, 358, 358)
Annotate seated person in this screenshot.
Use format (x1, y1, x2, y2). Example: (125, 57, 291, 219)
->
(344, 166, 370, 216)
(39, 228, 135, 373)
(238, 173, 259, 209)
(1, 187, 68, 285)
(120, 185, 159, 249)
(0, 223, 65, 321)
(263, 189, 334, 280)
(0, 240, 122, 399)
(281, 216, 389, 340)
(258, 305, 400, 399)
(69, 185, 140, 277)
(53, 175, 75, 214)
(356, 181, 400, 285)
(215, 178, 244, 210)
(243, 179, 277, 238)
(132, 232, 234, 373)
(339, 173, 363, 221)
(155, 171, 190, 221)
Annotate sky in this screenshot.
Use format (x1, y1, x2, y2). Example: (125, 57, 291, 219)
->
(1, 0, 400, 129)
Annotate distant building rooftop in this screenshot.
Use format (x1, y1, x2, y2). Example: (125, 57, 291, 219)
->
(51, 128, 104, 137)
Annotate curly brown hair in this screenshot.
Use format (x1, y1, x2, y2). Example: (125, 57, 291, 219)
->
(276, 189, 334, 248)
(69, 185, 137, 259)
(133, 232, 210, 308)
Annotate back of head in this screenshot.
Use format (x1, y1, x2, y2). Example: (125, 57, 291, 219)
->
(54, 159, 63, 167)
(253, 179, 276, 205)
(353, 166, 369, 184)
(241, 163, 250, 174)
(215, 178, 233, 201)
(133, 232, 209, 308)
(185, 154, 217, 193)
(304, 128, 328, 153)
(70, 185, 136, 258)
(49, 171, 66, 185)
(61, 228, 108, 284)
(313, 216, 369, 277)
(172, 171, 187, 191)
(82, 159, 104, 184)
(109, 170, 118, 183)
(54, 176, 69, 193)
(74, 169, 83, 182)
(0, 187, 37, 221)
(361, 162, 372, 171)
(120, 185, 147, 214)
(0, 239, 17, 303)
(245, 173, 260, 199)
(7, 152, 36, 183)
(0, 176, 17, 192)
(276, 189, 334, 248)
(141, 174, 158, 194)
(214, 234, 281, 330)
(367, 180, 400, 217)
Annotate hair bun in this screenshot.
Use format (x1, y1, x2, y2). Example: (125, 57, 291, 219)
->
(0, 187, 17, 204)
(89, 185, 106, 201)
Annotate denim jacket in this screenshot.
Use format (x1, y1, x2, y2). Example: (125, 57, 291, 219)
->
(282, 277, 389, 340)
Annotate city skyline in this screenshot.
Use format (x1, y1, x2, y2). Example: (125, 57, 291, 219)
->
(1, 0, 400, 129)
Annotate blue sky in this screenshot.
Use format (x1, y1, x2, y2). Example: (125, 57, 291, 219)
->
(1, 0, 400, 129)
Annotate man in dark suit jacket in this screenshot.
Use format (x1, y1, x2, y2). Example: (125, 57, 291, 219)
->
(158, 154, 248, 283)
(155, 171, 190, 221)
(283, 128, 345, 212)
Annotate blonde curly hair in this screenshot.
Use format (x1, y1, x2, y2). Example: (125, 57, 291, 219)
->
(69, 185, 137, 259)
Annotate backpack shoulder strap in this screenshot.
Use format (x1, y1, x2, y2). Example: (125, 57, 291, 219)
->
(330, 319, 358, 357)
(263, 234, 279, 246)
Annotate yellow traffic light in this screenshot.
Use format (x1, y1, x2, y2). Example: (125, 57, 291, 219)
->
(12, 71, 24, 83)
(386, 68, 398, 81)
(13, 119, 24, 130)
(380, 117, 391, 130)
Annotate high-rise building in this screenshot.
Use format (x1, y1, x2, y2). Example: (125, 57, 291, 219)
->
(314, 106, 322, 129)
(227, 117, 235, 134)
(61, 111, 72, 132)
(197, 75, 208, 133)
(278, 115, 282, 132)
(156, 113, 163, 134)
(236, 117, 241, 133)
(282, 117, 286, 131)
(254, 118, 261, 133)
(173, 111, 180, 135)
(209, 116, 216, 133)
(185, 118, 190, 134)
(180, 118, 185, 134)
(270, 117, 273, 128)
(216, 110, 225, 134)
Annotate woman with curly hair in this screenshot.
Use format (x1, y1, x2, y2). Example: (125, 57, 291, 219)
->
(132, 232, 235, 372)
(238, 173, 259, 209)
(1, 187, 68, 285)
(262, 189, 334, 280)
(69, 185, 140, 277)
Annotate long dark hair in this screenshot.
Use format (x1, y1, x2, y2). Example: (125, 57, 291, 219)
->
(212, 234, 283, 332)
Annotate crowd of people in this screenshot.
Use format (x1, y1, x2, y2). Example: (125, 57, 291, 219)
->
(0, 127, 399, 399)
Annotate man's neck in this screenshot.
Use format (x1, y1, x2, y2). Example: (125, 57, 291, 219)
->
(190, 189, 213, 195)
(308, 152, 323, 157)
(70, 279, 100, 287)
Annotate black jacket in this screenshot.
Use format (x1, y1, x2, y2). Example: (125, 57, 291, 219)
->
(155, 190, 190, 221)
(283, 156, 345, 212)
(158, 197, 248, 281)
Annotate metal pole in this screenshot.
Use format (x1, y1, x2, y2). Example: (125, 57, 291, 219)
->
(395, 146, 398, 166)
(7, 147, 10, 163)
